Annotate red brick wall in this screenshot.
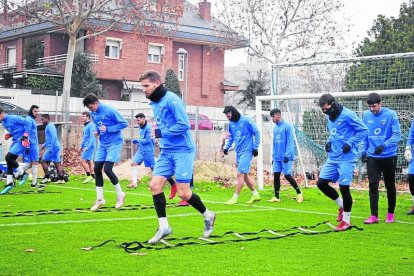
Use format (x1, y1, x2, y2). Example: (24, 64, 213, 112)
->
(49, 33, 69, 56)
(100, 79, 122, 100)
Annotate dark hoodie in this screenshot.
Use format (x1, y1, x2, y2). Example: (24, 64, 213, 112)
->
(223, 106, 241, 122)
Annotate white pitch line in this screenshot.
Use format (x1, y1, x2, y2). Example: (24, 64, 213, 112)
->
(40, 185, 414, 226)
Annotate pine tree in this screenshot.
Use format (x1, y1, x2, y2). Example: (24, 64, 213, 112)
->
(164, 69, 182, 98)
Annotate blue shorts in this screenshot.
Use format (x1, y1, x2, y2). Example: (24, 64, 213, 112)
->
(81, 147, 95, 161)
(408, 160, 414, 174)
(319, 159, 357, 185)
(273, 160, 293, 175)
(9, 142, 25, 156)
(153, 151, 194, 183)
(95, 143, 122, 163)
(236, 151, 253, 174)
(133, 150, 155, 169)
(23, 144, 39, 163)
(42, 148, 61, 163)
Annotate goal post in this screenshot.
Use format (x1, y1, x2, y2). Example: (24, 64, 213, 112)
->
(255, 51, 414, 190)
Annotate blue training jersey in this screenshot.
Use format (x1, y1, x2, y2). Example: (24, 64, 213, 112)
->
(25, 116, 38, 145)
(272, 120, 295, 161)
(326, 107, 368, 161)
(137, 122, 155, 153)
(225, 115, 260, 155)
(361, 107, 401, 158)
(81, 121, 96, 150)
(150, 91, 194, 153)
(406, 118, 414, 148)
(43, 123, 60, 151)
(91, 103, 128, 147)
(2, 114, 27, 143)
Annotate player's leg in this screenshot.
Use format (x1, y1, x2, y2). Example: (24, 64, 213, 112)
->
(335, 161, 357, 231)
(88, 159, 95, 179)
(407, 173, 414, 215)
(365, 157, 381, 223)
(244, 173, 260, 204)
(0, 152, 18, 194)
(104, 143, 125, 208)
(283, 160, 303, 202)
(90, 145, 106, 211)
(81, 148, 94, 183)
(54, 161, 65, 184)
(382, 157, 397, 223)
(129, 150, 142, 188)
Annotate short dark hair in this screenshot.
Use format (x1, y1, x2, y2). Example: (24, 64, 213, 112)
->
(139, 71, 161, 82)
(270, 108, 281, 116)
(223, 106, 236, 113)
(41, 114, 50, 120)
(30, 105, 39, 111)
(366, 93, 381, 105)
(135, 113, 145, 119)
(82, 111, 90, 118)
(83, 94, 99, 107)
(318, 94, 335, 107)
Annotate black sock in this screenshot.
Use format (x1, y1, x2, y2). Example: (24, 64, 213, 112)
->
(167, 177, 175, 187)
(273, 173, 281, 198)
(153, 192, 167, 218)
(86, 172, 91, 176)
(339, 185, 352, 212)
(91, 174, 95, 179)
(285, 175, 301, 194)
(187, 193, 207, 214)
(45, 174, 50, 179)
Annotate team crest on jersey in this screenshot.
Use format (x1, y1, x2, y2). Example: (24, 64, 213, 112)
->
(337, 120, 342, 125)
(381, 119, 386, 125)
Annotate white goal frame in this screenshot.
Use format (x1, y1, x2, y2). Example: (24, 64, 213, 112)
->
(255, 88, 414, 190)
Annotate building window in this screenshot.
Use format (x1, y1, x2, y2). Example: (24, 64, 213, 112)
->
(6, 46, 16, 67)
(178, 54, 185, 81)
(105, 39, 121, 59)
(147, 44, 163, 63)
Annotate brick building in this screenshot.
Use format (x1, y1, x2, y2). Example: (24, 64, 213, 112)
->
(0, 0, 245, 107)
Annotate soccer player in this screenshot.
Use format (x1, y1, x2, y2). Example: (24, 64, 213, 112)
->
(361, 93, 401, 224)
(83, 94, 128, 211)
(139, 70, 215, 244)
(20, 105, 40, 187)
(317, 94, 368, 231)
(80, 111, 96, 184)
(222, 106, 261, 205)
(40, 114, 65, 186)
(268, 108, 303, 203)
(404, 117, 414, 215)
(128, 113, 156, 188)
(0, 107, 30, 194)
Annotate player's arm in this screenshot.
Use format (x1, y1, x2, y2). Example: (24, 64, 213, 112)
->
(224, 130, 234, 151)
(106, 109, 128, 132)
(345, 113, 368, 147)
(248, 120, 261, 151)
(140, 127, 153, 145)
(285, 124, 295, 160)
(383, 113, 401, 148)
(360, 114, 369, 156)
(156, 100, 190, 138)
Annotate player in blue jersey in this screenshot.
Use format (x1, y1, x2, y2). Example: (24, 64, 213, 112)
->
(80, 111, 96, 184)
(139, 70, 215, 244)
(0, 107, 30, 194)
(404, 117, 414, 215)
(20, 105, 40, 188)
(267, 108, 303, 203)
(317, 94, 368, 231)
(361, 93, 401, 224)
(128, 113, 155, 188)
(40, 114, 65, 187)
(83, 94, 128, 211)
(222, 106, 261, 205)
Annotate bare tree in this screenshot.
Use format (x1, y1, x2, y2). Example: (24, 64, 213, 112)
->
(5, 0, 182, 143)
(216, 0, 348, 64)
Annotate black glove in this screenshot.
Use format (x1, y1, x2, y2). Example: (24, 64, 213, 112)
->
(361, 153, 367, 163)
(252, 149, 258, 157)
(25, 147, 30, 155)
(154, 129, 162, 138)
(223, 149, 229, 155)
(342, 143, 351, 153)
(325, 142, 331, 152)
(374, 145, 385, 155)
(283, 157, 289, 163)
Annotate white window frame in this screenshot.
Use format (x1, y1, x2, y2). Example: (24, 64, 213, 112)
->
(147, 43, 164, 64)
(178, 54, 185, 81)
(105, 38, 122, 59)
(6, 46, 16, 67)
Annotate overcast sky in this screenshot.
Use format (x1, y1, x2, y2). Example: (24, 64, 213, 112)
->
(188, 0, 408, 66)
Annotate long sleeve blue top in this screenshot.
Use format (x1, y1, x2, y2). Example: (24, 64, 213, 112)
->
(137, 122, 155, 153)
(407, 119, 414, 148)
(272, 120, 295, 161)
(225, 116, 260, 155)
(91, 103, 128, 147)
(2, 115, 27, 143)
(81, 121, 96, 150)
(43, 123, 60, 151)
(25, 116, 38, 145)
(361, 107, 401, 158)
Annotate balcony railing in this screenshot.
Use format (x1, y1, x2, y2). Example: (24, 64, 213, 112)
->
(0, 63, 17, 71)
(35, 53, 99, 66)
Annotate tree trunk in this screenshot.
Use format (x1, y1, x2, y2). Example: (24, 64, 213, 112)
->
(61, 34, 77, 147)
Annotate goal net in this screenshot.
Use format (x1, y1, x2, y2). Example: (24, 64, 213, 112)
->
(255, 52, 414, 190)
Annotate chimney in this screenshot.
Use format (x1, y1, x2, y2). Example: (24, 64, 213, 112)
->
(199, 0, 211, 22)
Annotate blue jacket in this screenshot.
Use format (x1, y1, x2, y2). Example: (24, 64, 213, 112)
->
(225, 116, 260, 155)
(2, 115, 27, 143)
(150, 91, 194, 153)
(361, 107, 401, 158)
(81, 121, 96, 150)
(406, 118, 414, 148)
(25, 116, 38, 145)
(136, 122, 155, 153)
(43, 123, 60, 151)
(91, 103, 128, 147)
(272, 120, 295, 161)
(326, 107, 368, 161)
